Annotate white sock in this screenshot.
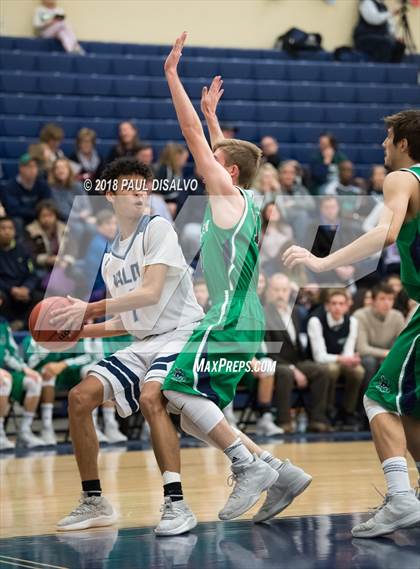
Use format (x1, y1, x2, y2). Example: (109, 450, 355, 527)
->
(382, 456, 411, 495)
(41, 403, 53, 429)
(224, 437, 253, 467)
(20, 411, 35, 433)
(260, 450, 283, 471)
(0, 417, 5, 436)
(102, 406, 117, 428)
(162, 471, 181, 485)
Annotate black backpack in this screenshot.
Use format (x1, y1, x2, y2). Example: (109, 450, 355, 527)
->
(275, 27, 322, 56)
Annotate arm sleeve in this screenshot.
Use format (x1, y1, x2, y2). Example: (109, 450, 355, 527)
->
(359, 0, 391, 25)
(307, 317, 338, 364)
(342, 317, 358, 356)
(143, 219, 186, 270)
(4, 326, 26, 372)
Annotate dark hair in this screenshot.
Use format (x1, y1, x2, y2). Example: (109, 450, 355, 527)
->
(372, 283, 395, 299)
(319, 132, 338, 151)
(0, 216, 14, 225)
(35, 199, 59, 219)
(384, 109, 420, 162)
(101, 158, 154, 184)
(137, 143, 153, 152)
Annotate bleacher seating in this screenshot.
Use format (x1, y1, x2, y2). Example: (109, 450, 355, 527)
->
(0, 36, 419, 180)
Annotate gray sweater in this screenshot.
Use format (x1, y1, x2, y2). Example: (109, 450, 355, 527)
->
(354, 306, 405, 359)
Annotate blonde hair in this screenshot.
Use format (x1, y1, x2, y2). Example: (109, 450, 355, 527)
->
(49, 158, 75, 188)
(76, 128, 97, 147)
(159, 143, 188, 174)
(213, 139, 262, 188)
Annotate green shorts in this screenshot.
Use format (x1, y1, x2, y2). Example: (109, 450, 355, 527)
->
(55, 367, 82, 391)
(366, 306, 420, 418)
(10, 371, 25, 404)
(162, 299, 264, 410)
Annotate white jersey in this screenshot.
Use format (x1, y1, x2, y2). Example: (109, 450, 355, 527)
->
(102, 215, 204, 340)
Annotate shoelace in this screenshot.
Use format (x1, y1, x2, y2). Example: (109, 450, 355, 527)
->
(226, 468, 249, 499)
(160, 498, 179, 520)
(70, 496, 99, 517)
(368, 486, 389, 514)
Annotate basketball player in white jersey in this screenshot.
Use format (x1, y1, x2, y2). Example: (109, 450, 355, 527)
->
(52, 142, 311, 533)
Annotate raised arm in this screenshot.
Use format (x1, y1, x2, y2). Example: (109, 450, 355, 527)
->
(201, 75, 225, 147)
(164, 33, 237, 198)
(283, 171, 415, 271)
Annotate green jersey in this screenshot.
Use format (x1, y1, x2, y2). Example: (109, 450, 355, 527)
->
(201, 188, 262, 311)
(397, 164, 420, 302)
(0, 318, 25, 372)
(163, 188, 265, 409)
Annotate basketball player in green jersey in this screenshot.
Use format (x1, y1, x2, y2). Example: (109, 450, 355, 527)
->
(284, 109, 420, 537)
(162, 33, 311, 522)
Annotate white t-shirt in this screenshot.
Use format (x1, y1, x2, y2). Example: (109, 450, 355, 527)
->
(101, 216, 204, 340)
(33, 5, 65, 30)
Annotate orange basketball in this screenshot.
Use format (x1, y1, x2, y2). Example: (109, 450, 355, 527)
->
(29, 296, 82, 352)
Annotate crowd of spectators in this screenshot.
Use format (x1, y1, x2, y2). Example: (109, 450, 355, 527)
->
(0, 115, 416, 448)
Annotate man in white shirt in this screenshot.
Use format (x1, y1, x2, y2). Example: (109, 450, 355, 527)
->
(307, 289, 364, 429)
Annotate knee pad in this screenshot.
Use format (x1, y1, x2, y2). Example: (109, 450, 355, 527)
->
(180, 414, 220, 449)
(163, 390, 224, 434)
(363, 395, 399, 423)
(23, 375, 42, 398)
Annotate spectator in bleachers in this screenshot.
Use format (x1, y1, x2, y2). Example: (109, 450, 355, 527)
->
(0, 217, 43, 330)
(49, 158, 93, 223)
(351, 287, 373, 313)
(1, 154, 51, 231)
(135, 144, 154, 167)
(353, 0, 405, 63)
(0, 303, 44, 449)
(24, 200, 67, 291)
(71, 210, 117, 301)
(276, 160, 315, 243)
(253, 163, 281, 206)
(28, 143, 51, 179)
(69, 128, 104, 183)
(307, 289, 364, 429)
(257, 271, 268, 306)
(260, 202, 293, 276)
(304, 196, 361, 285)
(155, 143, 189, 217)
(33, 0, 85, 54)
(220, 123, 238, 139)
(354, 283, 405, 387)
(39, 123, 66, 171)
(0, 203, 5, 217)
(384, 274, 410, 317)
(309, 132, 347, 195)
(260, 136, 282, 169)
(107, 121, 142, 164)
(264, 273, 331, 433)
(367, 164, 386, 197)
(323, 160, 364, 219)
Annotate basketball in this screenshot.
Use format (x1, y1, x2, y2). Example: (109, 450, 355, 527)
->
(28, 296, 82, 352)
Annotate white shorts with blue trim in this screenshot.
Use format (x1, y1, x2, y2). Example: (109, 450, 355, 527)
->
(88, 323, 200, 418)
